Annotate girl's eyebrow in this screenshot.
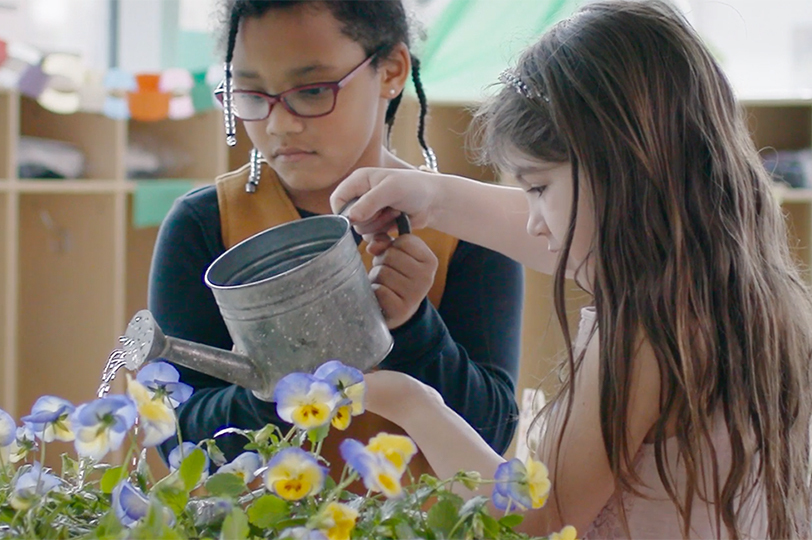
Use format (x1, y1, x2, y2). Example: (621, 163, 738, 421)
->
(234, 64, 333, 80)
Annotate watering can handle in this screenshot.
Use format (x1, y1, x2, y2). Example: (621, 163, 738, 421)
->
(339, 198, 411, 236)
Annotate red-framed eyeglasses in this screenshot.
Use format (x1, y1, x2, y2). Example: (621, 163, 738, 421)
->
(214, 53, 376, 120)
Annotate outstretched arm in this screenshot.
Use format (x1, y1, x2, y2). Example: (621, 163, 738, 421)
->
(379, 240, 522, 454)
(364, 331, 662, 536)
(331, 168, 559, 274)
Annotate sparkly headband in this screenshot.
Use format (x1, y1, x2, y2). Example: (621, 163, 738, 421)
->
(498, 69, 549, 102)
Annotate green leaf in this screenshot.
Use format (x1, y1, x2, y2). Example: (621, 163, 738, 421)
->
(220, 507, 249, 540)
(394, 520, 419, 539)
(100, 465, 128, 494)
(426, 498, 459, 538)
(61, 454, 80, 479)
(179, 447, 207, 491)
(498, 514, 524, 529)
(246, 494, 289, 528)
(92, 510, 124, 538)
(307, 424, 330, 445)
(459, 495, 490, 517)
(479, 514, 501, 538)
(205, 472, 248, 498)
(152, 473, 189, 516)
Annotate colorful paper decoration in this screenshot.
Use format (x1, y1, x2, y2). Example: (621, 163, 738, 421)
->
(78, 69, 107, 114)
(160, 68, 194, 119)
(190, 70, 214, 112)
(37, 53, 85, 114)
(128, 73, 171, 121)
(103, 68, 137, 120)
(0, 38, 220, 120)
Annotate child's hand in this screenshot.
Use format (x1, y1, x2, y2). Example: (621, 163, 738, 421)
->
(331, 168, 440, 233)
(366, 232, 438, 329)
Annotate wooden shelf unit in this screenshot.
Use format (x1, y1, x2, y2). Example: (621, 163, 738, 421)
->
(0, 91, 810, 462)
(0, 93, 231, 422)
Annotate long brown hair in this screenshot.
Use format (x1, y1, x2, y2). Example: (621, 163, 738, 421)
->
(474, 1, 812, 537)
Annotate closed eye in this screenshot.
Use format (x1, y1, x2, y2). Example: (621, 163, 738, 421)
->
(526, 185, 548, 195)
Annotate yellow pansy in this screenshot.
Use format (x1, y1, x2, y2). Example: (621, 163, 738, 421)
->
(319, 502, 358, 540)
(367, 433, 417, 474)
(264, 447, 326, 501)
(550, 525, 578, 540)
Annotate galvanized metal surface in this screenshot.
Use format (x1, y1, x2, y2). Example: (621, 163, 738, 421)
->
(121, 214, 392, 401)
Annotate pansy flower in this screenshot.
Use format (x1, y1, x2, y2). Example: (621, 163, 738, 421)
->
(10, 461, 61, 510)
(21, 395, 75, 442)
(339, 438, 404, 499)
(136, 361, 193, 407)
(216, 451, 262, 484)
(366, 433, 417, 475)
(264, 447, 327, 501)
(273, 373, 341, 430)
(70, 395, 137, 461)
(126, 375, 176, 447)
(314, 502, 358, 540)
(313, 360, 366, 416)
(492, 457, 551, 512)
(7, 424, 36, 464)
(112, 479, 149, 527)
(112, 479, 175, 528)
(550, 525, 578, 540)
(0, 408, 15, 463)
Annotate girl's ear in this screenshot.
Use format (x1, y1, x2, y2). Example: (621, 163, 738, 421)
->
(378, 42, 411, 99)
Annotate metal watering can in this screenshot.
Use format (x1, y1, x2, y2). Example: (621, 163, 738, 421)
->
(120, 208, 409, 401)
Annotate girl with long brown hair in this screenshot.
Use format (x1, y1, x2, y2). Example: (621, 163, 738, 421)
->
(331, 0, 812, 537)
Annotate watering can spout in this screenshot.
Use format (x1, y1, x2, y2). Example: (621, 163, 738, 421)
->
(121, 310, 267, 398)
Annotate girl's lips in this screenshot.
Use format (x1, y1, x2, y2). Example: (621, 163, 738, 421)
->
(273, 149, 316, 163)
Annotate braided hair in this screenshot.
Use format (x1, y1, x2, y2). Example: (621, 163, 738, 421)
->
(220, 0, 435, 170)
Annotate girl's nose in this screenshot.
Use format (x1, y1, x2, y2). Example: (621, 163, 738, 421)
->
(526, 208, 549, 238)
(265, 103, 304, 136)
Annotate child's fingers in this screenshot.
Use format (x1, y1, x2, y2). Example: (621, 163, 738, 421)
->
(349, 207, 402, 236)
(365, 233, 394, 257)
(387, 235, 439, 265)
(369, 263, 413, 298)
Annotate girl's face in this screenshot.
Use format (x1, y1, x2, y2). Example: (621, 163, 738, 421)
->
(232, 6, 404, 204)
(507, 150, 596, 288)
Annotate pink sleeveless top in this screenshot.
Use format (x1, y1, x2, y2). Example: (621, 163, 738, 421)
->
(573, 308, 768, 539)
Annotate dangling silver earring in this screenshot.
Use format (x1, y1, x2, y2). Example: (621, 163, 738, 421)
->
(422, 146, 438, 172)
(245, 148, 261, 193)
(223, 62, 237, 147)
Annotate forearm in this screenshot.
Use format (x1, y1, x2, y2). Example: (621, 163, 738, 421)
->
(431, 175, 555, 273)
(397, 384, 505, 491)
(383, 299, 519, 453)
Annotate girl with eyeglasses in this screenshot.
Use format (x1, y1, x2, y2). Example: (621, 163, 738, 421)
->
(148, 0, 523, 478)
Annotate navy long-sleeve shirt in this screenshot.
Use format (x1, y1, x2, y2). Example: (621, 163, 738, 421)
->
(148, 184, 523, 461)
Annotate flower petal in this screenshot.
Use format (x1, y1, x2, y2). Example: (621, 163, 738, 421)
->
(264, 447, 326, 500)
(164, 381, 193, 406)
(313, 360, 363, 389)
(367, 433, 416, 474)
(217, 452, 262, 483)
(137, 361, 181, 387)
(493, 458, 532, 511)
(0, 408, 16, 447)
(113, 480, 149, 527)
